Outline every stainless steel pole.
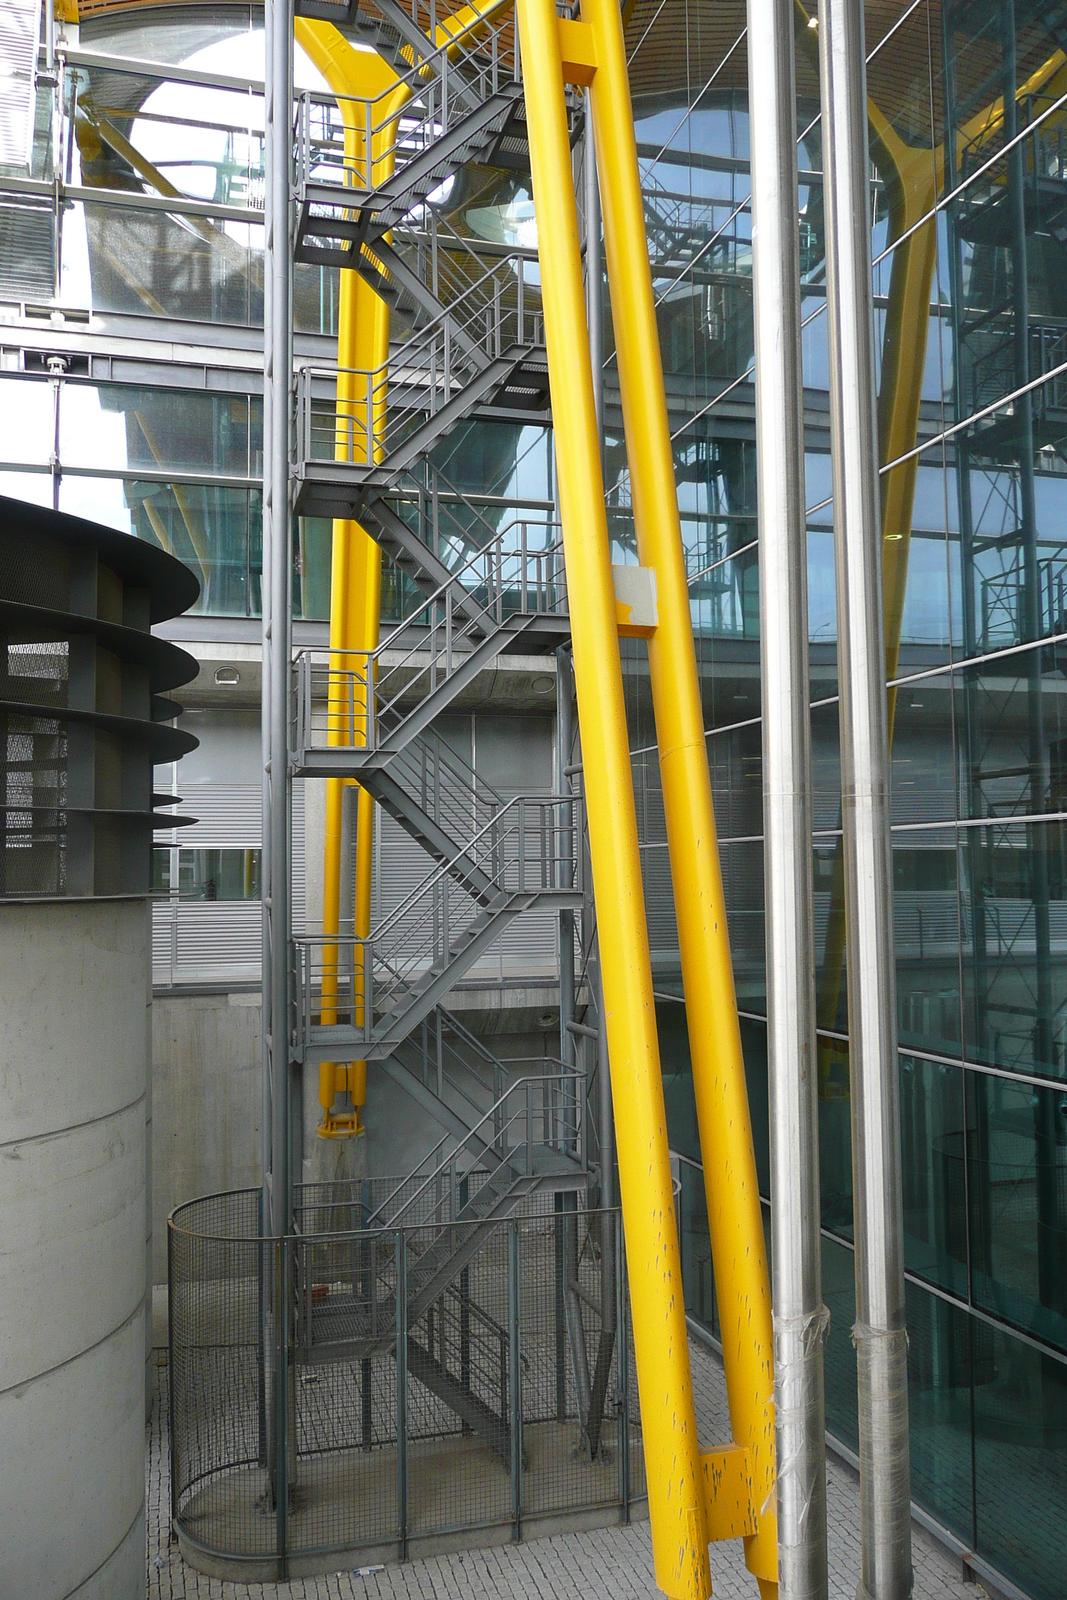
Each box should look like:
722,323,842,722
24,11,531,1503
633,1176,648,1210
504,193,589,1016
748,0,828,1592
817,2,912,1595
263,0,294,1240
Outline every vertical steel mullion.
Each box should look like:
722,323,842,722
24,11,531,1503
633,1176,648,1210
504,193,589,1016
396,1229,408,1560
818,0,911,1594
508,1220,523,1541
274,1238,289,1568
554,1194,566,1421
748,0,829,1589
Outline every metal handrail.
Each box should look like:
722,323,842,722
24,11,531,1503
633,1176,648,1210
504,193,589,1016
292,524,565,755
291,795,581,1055
296,253,544,468
294,3,518,196
368,1066,583,1230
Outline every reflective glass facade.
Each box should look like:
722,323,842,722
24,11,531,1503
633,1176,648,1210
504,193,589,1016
628,4,1067,1595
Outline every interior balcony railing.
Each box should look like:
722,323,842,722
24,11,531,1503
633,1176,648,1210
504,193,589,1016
957,90,1067,246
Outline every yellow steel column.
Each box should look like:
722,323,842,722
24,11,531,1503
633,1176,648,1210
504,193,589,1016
300,4,510,1130
296,21,404,1132
583,0,776,1588
517,0,710,1594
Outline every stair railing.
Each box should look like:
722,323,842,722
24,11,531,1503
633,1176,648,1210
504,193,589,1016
391,1005,507,1119
292,520,565,757
291,792,582,1055
367,1064,584,1230
294,0,519,201
295,18,518,204
295,252,544,469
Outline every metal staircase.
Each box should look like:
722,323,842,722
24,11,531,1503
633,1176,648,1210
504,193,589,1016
292,0,529,269
294,1065,585,1460
279,0,610,1473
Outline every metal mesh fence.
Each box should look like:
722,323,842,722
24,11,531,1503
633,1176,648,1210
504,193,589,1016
169,1190,641,1571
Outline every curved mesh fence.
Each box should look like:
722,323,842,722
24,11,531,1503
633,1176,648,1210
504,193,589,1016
169,1190,642,1572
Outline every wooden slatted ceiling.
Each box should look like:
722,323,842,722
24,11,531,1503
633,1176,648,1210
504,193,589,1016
63,1,1067,172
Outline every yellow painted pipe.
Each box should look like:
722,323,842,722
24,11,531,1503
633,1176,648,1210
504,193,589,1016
516,0,710,1594
299,2,512,1132
584,0,776,1588
296,20,407,1133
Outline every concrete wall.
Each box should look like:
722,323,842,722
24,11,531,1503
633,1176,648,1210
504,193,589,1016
150,988,562,1279
0,898,149,1600
151,990,262,1283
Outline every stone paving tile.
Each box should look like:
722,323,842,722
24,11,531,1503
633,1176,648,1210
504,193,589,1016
148,1339,981,1600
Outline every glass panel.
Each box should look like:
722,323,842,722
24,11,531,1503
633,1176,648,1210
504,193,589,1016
677,1158,719,1339
973,1326,1067,1600
121,480,261,616
821,1233,859,1454
967,1070,1067,1352
721,837,765,1013
818,1034,853,1238
0,378,53,468
955,646,1067,1080
900,1056,968,1299
176,848,261,901
151,849,171,892
906,1281,976,1547
891,675,957,828
60,384,259,479
895,827,964,1061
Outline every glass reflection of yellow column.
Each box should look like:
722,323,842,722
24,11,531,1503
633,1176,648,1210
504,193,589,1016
793,8,1067,1072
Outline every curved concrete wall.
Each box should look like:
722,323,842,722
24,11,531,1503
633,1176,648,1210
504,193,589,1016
0,899,149,1600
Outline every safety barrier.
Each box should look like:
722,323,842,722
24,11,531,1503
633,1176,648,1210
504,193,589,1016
168,1190,644,1575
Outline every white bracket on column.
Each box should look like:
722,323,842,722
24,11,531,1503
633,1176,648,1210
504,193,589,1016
612,564,657,638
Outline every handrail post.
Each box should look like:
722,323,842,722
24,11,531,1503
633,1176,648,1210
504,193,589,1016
363,942,373,1045
396,1229,408,1561
508,1220,523,1540
517,800,525,894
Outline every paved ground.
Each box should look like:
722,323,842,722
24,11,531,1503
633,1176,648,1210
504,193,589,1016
148,1335,979,1600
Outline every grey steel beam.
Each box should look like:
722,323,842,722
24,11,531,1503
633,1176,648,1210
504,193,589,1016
748,0,828,1592
263,0,294,1241
817,1,913,1596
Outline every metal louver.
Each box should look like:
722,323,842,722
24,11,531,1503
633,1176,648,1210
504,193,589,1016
0,0,41,171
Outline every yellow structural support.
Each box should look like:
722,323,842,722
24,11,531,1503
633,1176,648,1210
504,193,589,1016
521,0,780,1587
295,20,407,1137
299,0,520,1138
582,0,777,1591
516,0,712,1594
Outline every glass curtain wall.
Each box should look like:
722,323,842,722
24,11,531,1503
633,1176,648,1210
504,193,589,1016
620,3,1067,1597
0,4,356,619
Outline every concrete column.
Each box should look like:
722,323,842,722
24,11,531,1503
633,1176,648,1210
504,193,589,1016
0,898,149,1600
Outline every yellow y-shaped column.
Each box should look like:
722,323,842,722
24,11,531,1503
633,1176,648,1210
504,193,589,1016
583,1,778,1590
517,1,711,1595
